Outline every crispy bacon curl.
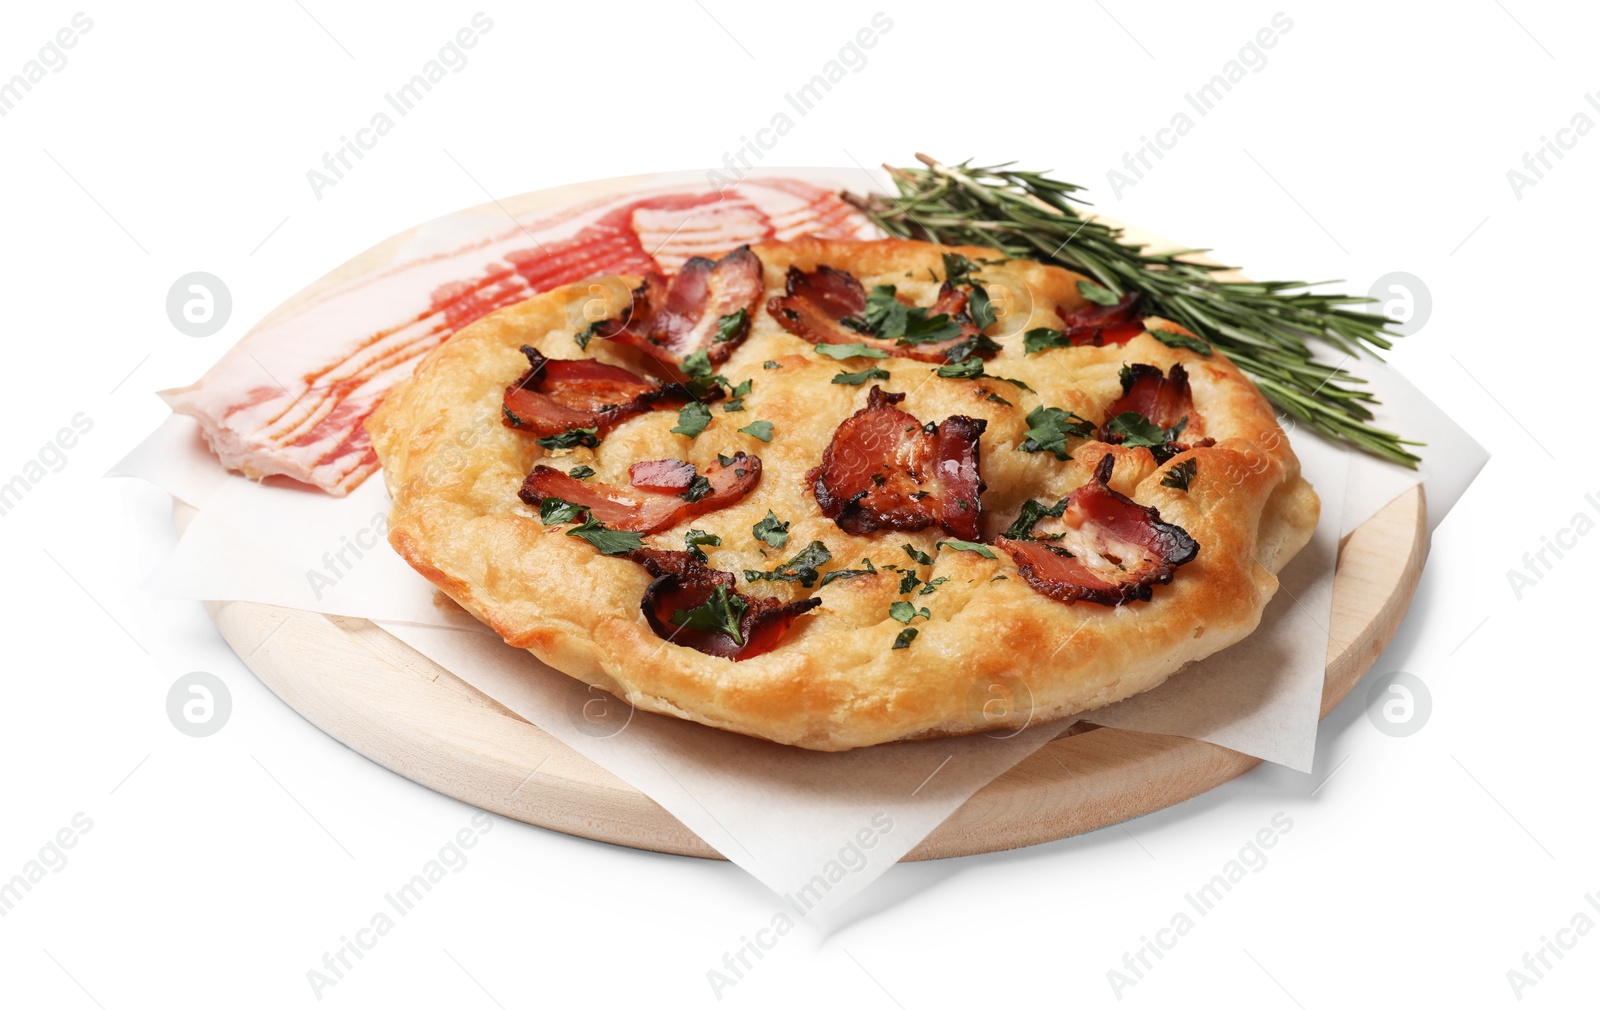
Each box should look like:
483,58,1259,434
1054,291,1146,347
998,455,1198,606
766,265,995,363
519,452,760,534
501,345,711,438
629,548,820,660
596,245,763,368
1101,363,1214,462
808,386,987,540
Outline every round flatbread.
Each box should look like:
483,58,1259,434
368,238,1318,751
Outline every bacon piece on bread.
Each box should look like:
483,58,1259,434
519,453,760,534
630,548,820,660
998,454,1198,606
808,386,987,540
501,345,709,438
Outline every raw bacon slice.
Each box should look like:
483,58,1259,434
1054,292,1145,348
501,345,702,438
160,178,877,496
808,386,987,540
1104,363,1203,436
601,246,763,368
997,455,1198,606
630,549,820,661
766,267,993,363
519,452,761,534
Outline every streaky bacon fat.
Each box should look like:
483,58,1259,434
160,178,877,496
501,345,701,438
598,246,763,368
766,266,994,363
808,386,987,540
997,455,1198,606
518,452,761,534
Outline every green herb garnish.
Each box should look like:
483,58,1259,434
847,156,1420,466
815,343,890,360
1018,405,1093,461
1162,458,1198,491
567,465,595,480
565,517,645,555
684,528,721,562
889,601,930,625
937,539,997,559
715,308,748,342
738,420,775,442
834,366,891,386
752,510,790,549
670,586,747,645
536,427,599,450
744,540,832,588
902,543,934,566
892,627,919,649
671,402,712,438
538,496,588,525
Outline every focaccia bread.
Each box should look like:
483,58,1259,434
367,238,1318,751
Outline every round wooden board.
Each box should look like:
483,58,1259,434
199,171,1429,860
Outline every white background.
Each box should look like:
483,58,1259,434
1,1,1595,1006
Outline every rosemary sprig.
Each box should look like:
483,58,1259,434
845,155,1421,466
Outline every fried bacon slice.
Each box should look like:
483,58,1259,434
997,455,1198,606
598,245,763,368
1105,363,1203,436
501,345,707,438
519,452,761,534
766,265,994,363
1054,291,1145,347
629,548,821,660
1101,363,1213,462
808,386,987,540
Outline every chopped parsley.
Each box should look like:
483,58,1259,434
671,401,712,438
680,349,720,398
967,284,997,329
565,516,644,555
1162,458,1199,491
833,366,891,386
681,474,713,502
820,558,878,587
917,576,951,596
814,342,890,360
763,359,782,369
536,426,600,450
503,405,525,427
744,540,832,589
938,539,997,559
1003,498,1068,539
842,284,962,346
933,357,1033,390
942,332,1002,363
538,496,588,525
1077,279,1121,306
738,420,775,442
1018,405,1093,461
897,570,922,594
901,543,934,566
1148,328,1212,356
1023,327,1069,354
1105,411,1170,449
941,252,982,286
751,510,790,549
715,308,748,343
573,318,607,350
889,600,930,625
567,465,595,480
722,378,752,412
684,528,721,563
892,627,919,650
670,586,747,645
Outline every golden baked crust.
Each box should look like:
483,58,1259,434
368,238,1319,750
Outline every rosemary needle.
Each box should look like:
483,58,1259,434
845,155,1422,467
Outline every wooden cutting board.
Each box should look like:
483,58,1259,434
202,172,1428,860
